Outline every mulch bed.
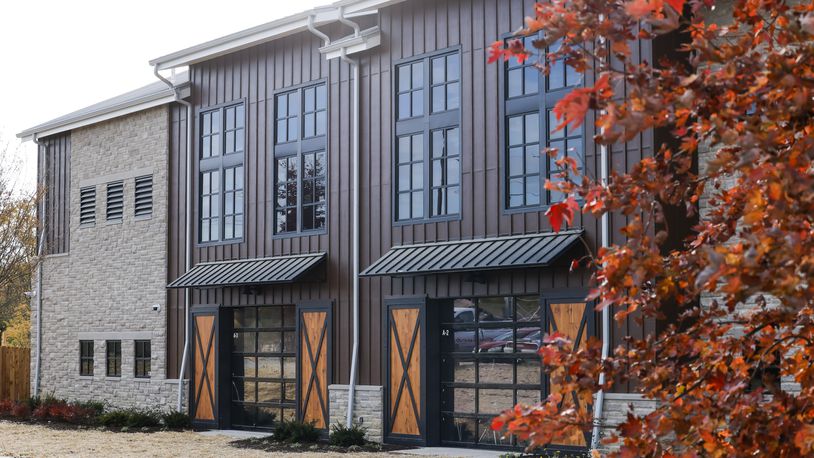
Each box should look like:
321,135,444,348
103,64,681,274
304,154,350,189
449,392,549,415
230,436,414,454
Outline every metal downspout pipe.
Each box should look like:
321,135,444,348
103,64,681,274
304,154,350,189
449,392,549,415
32,134,46,398
153,68,194,412
307,10,362,427
590,21,611,450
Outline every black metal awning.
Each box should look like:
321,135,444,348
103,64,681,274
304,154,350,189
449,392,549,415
360,229,583,277
167,253,326,289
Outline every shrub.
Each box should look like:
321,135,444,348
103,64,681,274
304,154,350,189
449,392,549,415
0,399,14,416
97,408,161,428
11,402,30,419
161,411,191,429
31,399,97,424
329,422,367,447
273,419,320,443
74,400,106,417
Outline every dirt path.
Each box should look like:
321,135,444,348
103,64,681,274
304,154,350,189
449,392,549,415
0,421,406,458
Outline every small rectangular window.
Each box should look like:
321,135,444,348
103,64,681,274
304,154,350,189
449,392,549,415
275,157,298,233
507,113,542,209
396,133,425,221
106,340,121,377
397,61,425,120
134,175,153,217
430,127,461,216
200,170,220,243
80,186,96,226
106,181,124,221
79,340,94,376
134,340,151,378
301,151,327,231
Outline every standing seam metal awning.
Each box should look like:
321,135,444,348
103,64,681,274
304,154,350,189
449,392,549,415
167,253,326,288
360,229,583,277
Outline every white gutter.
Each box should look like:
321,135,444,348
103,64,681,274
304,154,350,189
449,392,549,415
307,8,363,427
31,135,46,398
153,68,194,413
590,18,611,451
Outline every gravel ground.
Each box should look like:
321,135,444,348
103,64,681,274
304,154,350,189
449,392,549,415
0,421,407,458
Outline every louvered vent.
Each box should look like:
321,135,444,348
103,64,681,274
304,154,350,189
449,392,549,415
80,186,96,226
134,175,153,217
106,181,124,221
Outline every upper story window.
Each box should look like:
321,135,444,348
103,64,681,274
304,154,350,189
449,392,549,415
273,82,327,235
504,37,583,211
199,102,245,243
395,50,461,222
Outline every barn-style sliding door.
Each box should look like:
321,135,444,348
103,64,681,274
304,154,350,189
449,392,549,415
385,298,427,445
297,302,332,431
191,306,219,428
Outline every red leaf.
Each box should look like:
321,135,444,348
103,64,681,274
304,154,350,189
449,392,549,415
545,197,580,232
552,89,591,132
665,0,685,12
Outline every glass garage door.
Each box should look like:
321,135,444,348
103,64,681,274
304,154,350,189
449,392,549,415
231,306,298,429
439,296,543,449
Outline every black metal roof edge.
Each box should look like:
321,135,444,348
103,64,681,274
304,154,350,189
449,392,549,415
166,252,327,288
385,228,584,251
359,229,585,277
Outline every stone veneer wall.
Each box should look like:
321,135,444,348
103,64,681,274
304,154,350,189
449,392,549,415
329,385,383,443
31,106,184,410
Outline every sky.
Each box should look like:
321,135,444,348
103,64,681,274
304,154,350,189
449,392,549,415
0,0,327,191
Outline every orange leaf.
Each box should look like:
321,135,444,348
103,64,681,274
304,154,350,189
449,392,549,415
665,0,685,12
553,89,591,132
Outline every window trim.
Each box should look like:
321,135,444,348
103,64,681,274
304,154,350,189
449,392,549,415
271,79,329,238
391,46,463,226
79,340,94,377
134,340,151,379
105,340,121,378
499,33,588,215
195,99,248,247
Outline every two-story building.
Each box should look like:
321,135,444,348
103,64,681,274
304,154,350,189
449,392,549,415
19,0,678,453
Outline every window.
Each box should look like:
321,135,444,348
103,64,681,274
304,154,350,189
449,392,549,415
134,175,153,217
134,340,151,378
232,306,298,427
504,36,583,210
199,102,245,243
273,83,327,234
80,186,96,226
106,181,123,221
79,340,94,376
395,51,461,222
106,340,121,377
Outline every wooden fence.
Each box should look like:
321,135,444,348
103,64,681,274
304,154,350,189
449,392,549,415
0,347,30,401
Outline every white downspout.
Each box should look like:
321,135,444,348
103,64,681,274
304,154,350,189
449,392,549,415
306,10,362,427
32,134,46,398
153,68,194,413
343,47,361,427
590,19,610,451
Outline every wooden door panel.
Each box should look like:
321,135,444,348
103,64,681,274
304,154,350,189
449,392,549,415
299,310,329,429
193,314,216,422
547,301,590,447
388,307,422,437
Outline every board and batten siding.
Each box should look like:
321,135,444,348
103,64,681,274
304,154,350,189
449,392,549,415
40,132,71,256
167,0,654,392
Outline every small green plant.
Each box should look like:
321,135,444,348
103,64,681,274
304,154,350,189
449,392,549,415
98,408,160,428
273,419,320,443
329,422,367,447
161,411,191,429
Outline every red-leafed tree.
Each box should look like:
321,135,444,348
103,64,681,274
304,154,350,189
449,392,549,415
488,1,814,456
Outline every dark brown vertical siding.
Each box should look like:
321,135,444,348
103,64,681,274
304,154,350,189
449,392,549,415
41,133,70,256
167,0,654,385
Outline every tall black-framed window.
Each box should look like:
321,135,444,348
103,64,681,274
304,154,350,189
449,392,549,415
504,36,583,211
106,340,121,377
199,102,245,243
395,50,461,222
273,82,327,235
134,340,151,379
79,340,94,376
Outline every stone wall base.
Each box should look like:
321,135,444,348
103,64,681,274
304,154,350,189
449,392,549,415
329,384,383,443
